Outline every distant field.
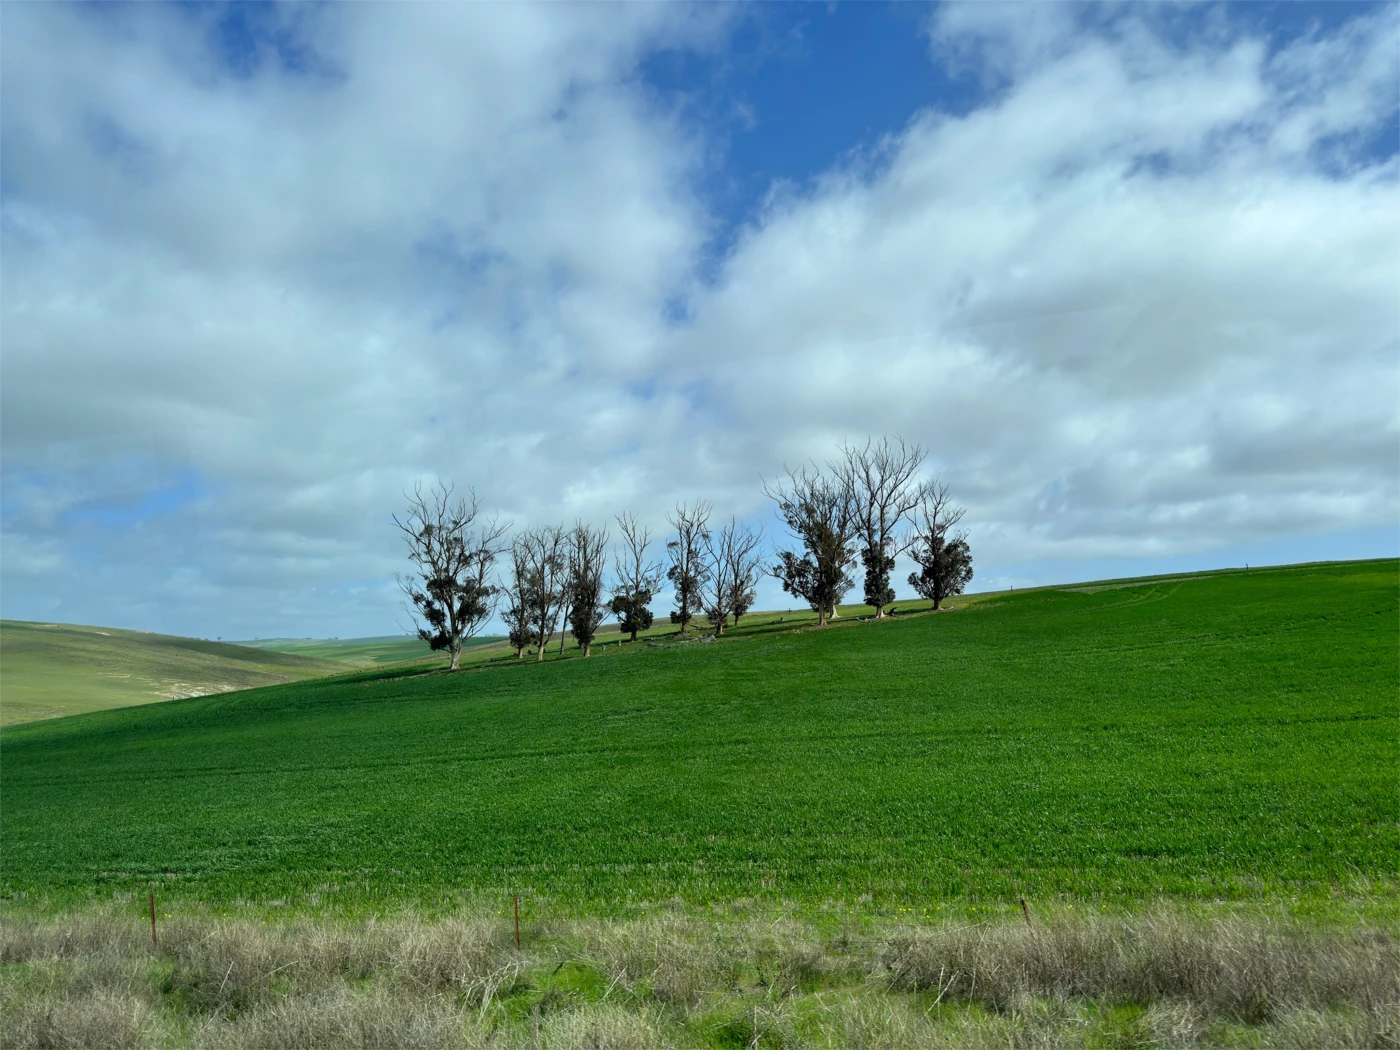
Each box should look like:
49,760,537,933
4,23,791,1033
233,634,474,666
0,622,343,726
2,561,1395,913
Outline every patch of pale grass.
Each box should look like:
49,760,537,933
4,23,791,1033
2,988,153,1050
199,984,477,1050
537,1003,669,1050
1,906,1395,1049
571,915,738,1005
876,909,1399,1023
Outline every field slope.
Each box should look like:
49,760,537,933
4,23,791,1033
2,560,1395,911
0,621,343,725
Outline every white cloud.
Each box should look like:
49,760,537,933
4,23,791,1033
2,3,1395,636
672,2,1399,565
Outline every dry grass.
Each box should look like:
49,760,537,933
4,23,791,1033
2,906,1395,1049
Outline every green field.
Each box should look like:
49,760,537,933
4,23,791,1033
233,634,459,666
0,621,344,726
2,560,1395,913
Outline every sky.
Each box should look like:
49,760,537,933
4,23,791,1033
2,1,1397,640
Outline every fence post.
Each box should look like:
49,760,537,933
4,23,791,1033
514,895,521,950
149,892,158,948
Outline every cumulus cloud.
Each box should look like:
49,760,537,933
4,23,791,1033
2,2,1395,636
673,1,1398,560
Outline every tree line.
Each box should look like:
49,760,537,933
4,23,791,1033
395,436,972,669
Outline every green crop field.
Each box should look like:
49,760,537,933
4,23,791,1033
2,561,1395,914
0,621,345,726
233,634,459,666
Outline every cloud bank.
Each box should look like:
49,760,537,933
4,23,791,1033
2,2,1396,637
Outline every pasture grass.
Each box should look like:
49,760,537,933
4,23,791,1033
233,634,468,667
2,559,1394,914
0,622,343,726
2,904,1396,1048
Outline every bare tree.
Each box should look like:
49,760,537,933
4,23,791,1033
565,521,610,657
515,525,568,662
666,501,711,634
724,522,764,628
502,542,540,658
610,513,664,642
764,464,858,627
702,518,765,634
394,481,508,670
701,523,735,634
906,481,973,610
838,436,928,619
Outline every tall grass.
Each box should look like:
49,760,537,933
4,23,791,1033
3,906,1395,1048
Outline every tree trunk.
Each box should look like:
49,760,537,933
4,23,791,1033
583,642,592,657
874,605,887,619
629,627,638,642
536,623,547,662
450,646,461,671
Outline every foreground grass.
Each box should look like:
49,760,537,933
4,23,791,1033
0,622,342,726
3,905,1396,1049
3,560,1395,910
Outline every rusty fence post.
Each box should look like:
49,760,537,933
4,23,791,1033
149,892,158,948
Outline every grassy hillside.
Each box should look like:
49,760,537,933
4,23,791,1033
2,560,1394,912
0,621,344,726
234,634,452,666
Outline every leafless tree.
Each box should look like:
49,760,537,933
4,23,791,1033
515,525,568,662
702,518,765,634
764,464,858,627
394,481,508,670
610,513,664,642
724,522,765,628
838,436,929,619
701,523,735,634
907,480,973,609
666,501,711,634
565,521,610,657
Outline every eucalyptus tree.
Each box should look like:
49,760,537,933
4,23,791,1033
502,542,540,658
394,481,508,670
907,481,974,609
725,524,764,627
610,512,664,642
565,521,610,657
764,464,857,627
838,436,928,619
703,517,764,633
666,501,711,634
515,525,569,662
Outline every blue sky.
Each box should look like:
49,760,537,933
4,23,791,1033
2,1,1396,639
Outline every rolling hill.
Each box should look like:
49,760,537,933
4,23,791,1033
234,633,501,666
0,621,345,725
2,560,1394,912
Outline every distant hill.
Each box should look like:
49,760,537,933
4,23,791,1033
0,621,345,725
233,634,500,666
